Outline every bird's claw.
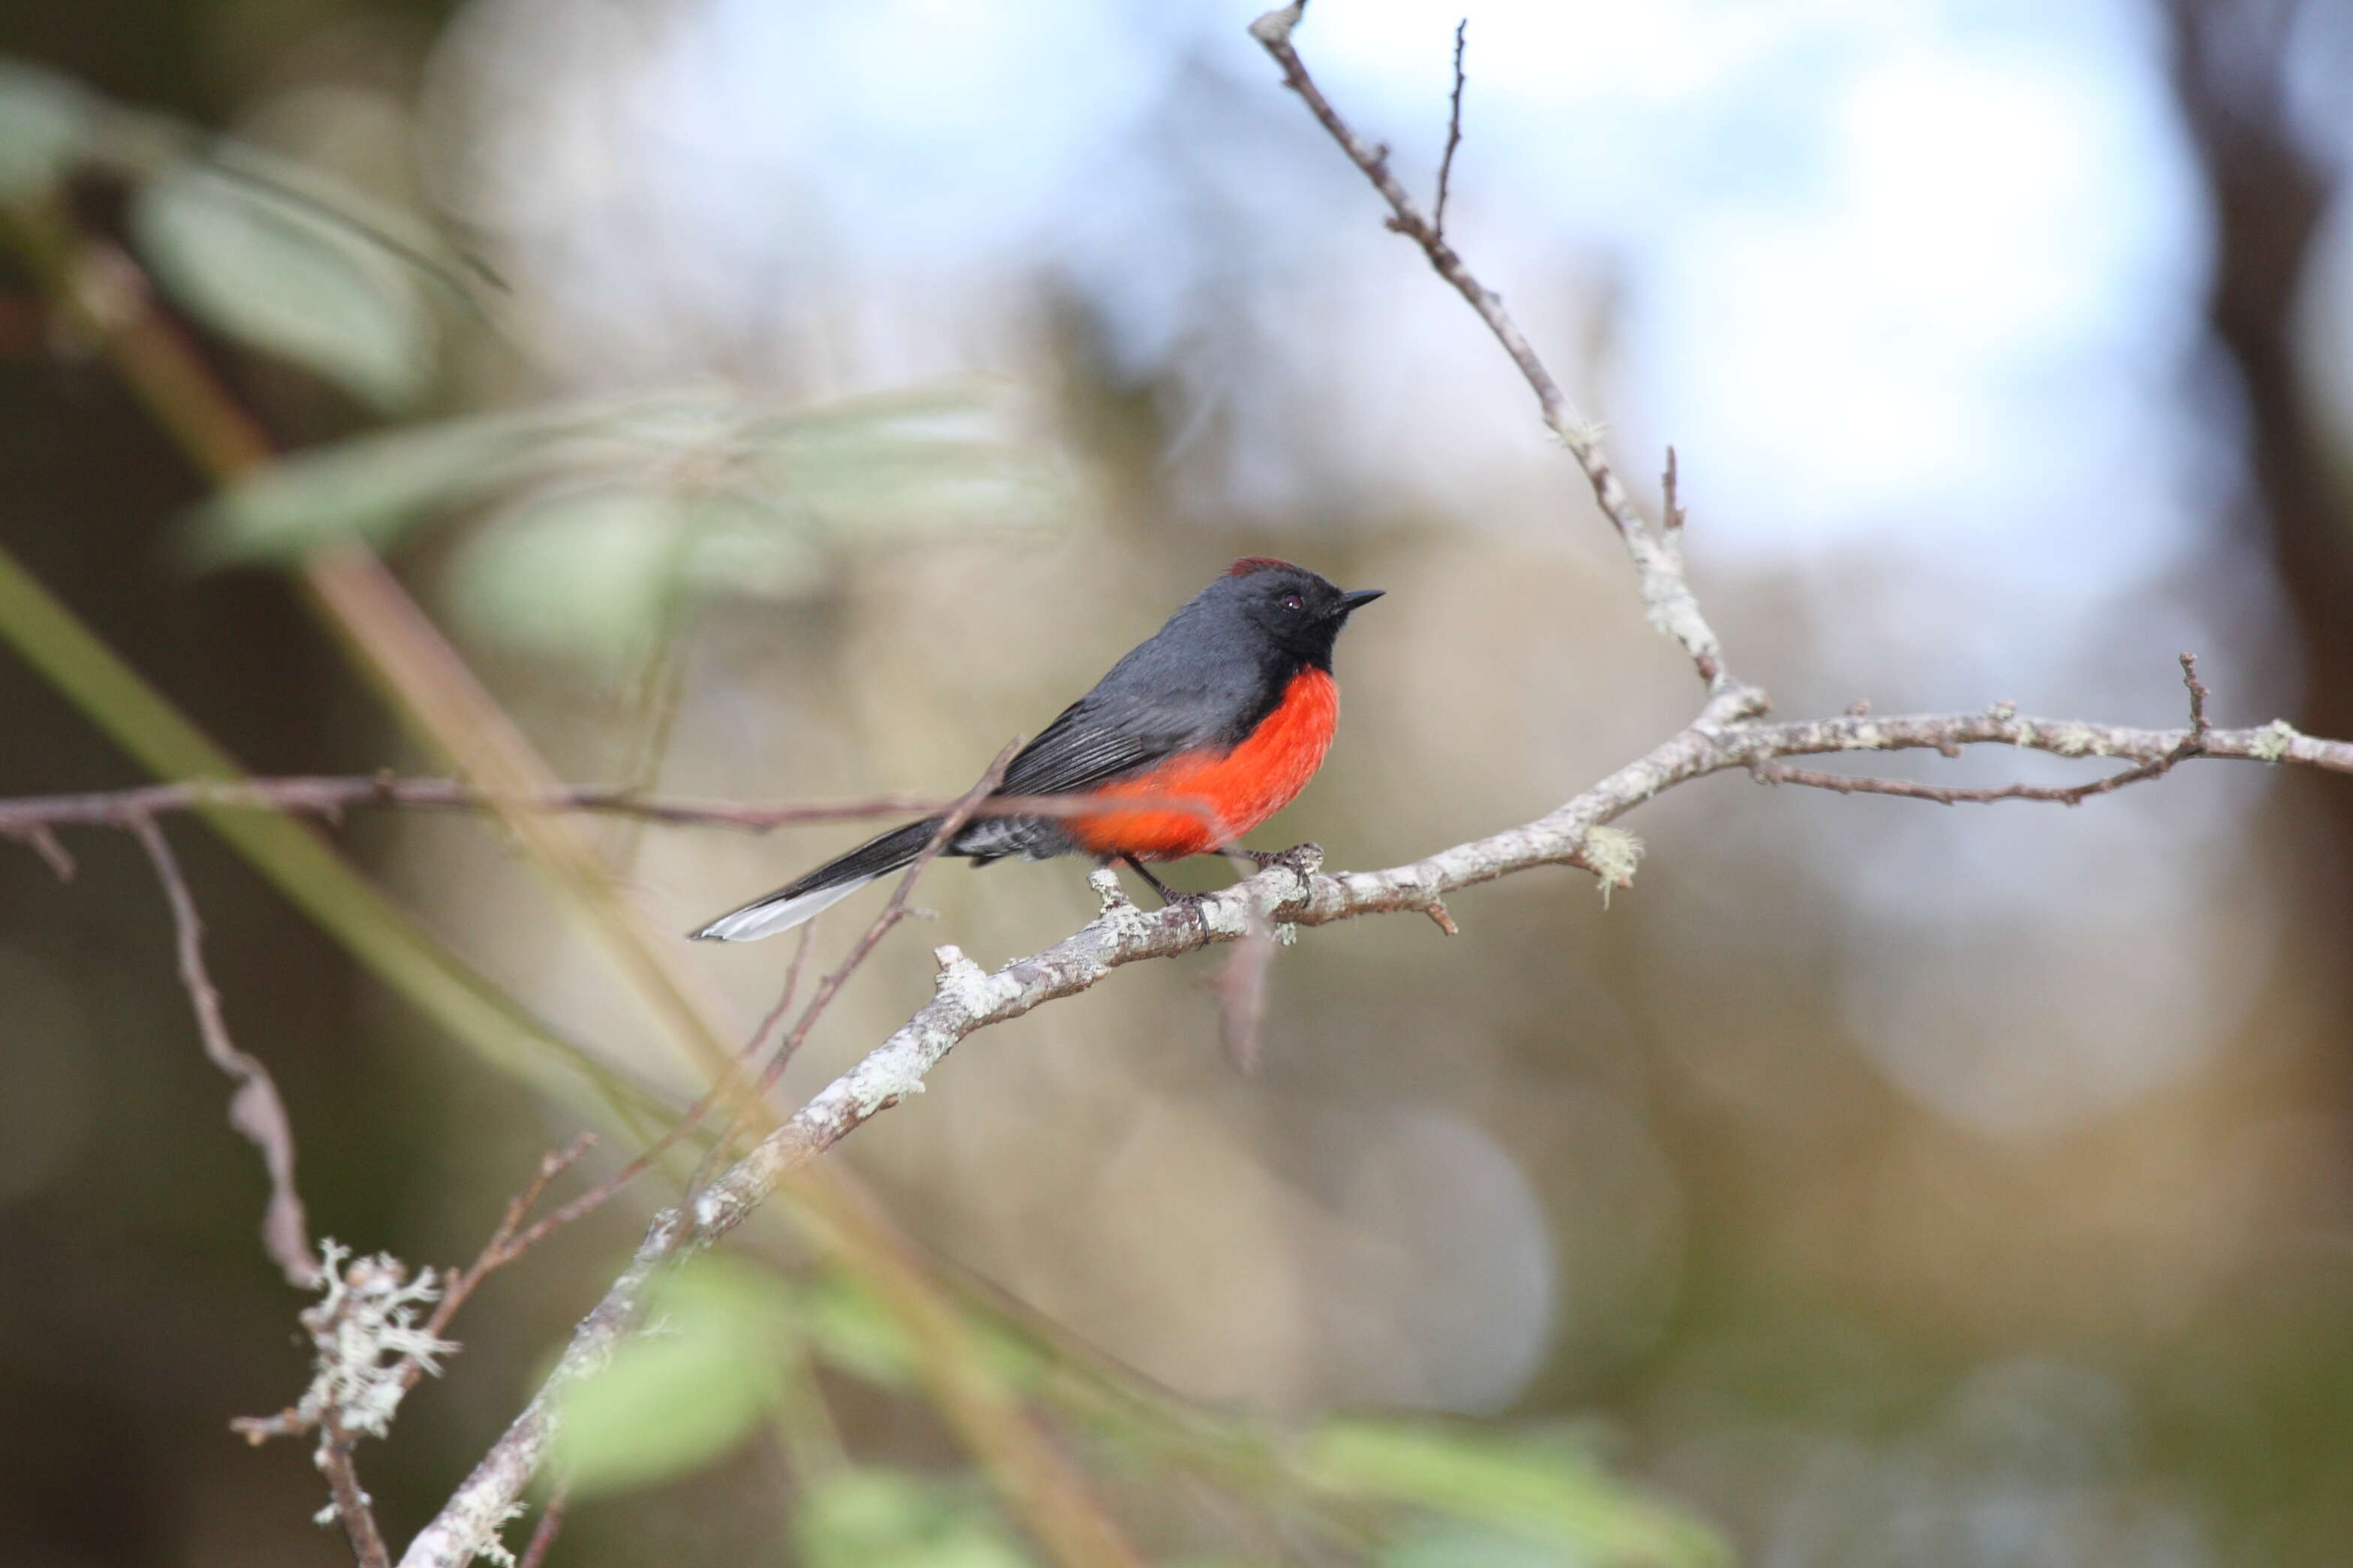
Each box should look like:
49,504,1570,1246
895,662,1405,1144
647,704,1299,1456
1232,842,1323,877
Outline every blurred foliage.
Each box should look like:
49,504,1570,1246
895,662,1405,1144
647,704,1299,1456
795,1471,1035,1568
1307,1422,1724,1567
0,59,92,201
556,1257,791,1497
197,382,1059,666
557,1257,1722,1566
2,53,1069,674
133,161,436,410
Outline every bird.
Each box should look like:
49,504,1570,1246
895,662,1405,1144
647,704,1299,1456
689,558,1384,941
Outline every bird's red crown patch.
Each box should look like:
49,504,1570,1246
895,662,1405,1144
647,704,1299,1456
1225,556,1294,578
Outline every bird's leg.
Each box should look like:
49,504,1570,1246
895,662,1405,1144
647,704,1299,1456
1119,854,1187,906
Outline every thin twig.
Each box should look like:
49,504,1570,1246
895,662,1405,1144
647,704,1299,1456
760,741,1024,1098
407,1135,601,1379
4,821,74,878
694,742,1024,1190
320,1419,393,1568
129,814,320,1288
508,922,819,1258
1750,653,2216,806
1433,20,1469,241
515,1485,568,1568
1213,920,1279,1074
1211,848,1319,1073
0,775,1223,838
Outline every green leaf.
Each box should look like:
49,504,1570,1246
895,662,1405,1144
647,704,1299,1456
190,381,1074,670
131,163,434,410
446,486,830,667
796,1471,1035,1568
0,59,95,201
1380,1519,1601,1568
794,1273,920,1390
445,488,689,665
555,1257,796,1497
1306,1420,1726,1568
201,136,501,306
190,407,562,562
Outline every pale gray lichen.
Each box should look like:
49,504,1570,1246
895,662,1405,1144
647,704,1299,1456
1246,4,1303,44
1086,867,1158,944
1558,415,1610,452
1987,700,2017,721
457,1502,526,1568
845,1050,930,1119
930,944,990,1000
1839,721,1886,751
2251,718,2299,762
1580,826,1644,906
1639,576,1719,666
2048,723,2107,757
295,1240,456,1442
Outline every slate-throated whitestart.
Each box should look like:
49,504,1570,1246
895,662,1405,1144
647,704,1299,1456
690,558,1383,941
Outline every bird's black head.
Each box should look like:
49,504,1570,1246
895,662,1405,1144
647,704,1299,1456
1207,557,1384,670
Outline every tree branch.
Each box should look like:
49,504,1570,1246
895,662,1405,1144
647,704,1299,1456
1750,653,2216,805
1249,2,1730,691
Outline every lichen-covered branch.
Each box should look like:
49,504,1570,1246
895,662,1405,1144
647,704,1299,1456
393,676,2351,1565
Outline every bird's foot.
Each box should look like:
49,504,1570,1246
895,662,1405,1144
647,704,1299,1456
1118,854,1189,906
1226,842,1324,877
1113,853,1219,940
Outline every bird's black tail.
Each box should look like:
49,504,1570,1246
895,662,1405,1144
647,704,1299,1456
689,816,945,942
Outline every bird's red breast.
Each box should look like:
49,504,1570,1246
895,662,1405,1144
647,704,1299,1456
1068,667,1339,861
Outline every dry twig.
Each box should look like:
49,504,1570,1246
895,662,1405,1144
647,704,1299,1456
130,814,320,1289
505,922,821,1261
515,1486,568,1568
0,775,1222,839
1750,654,2216,805
1433,19,1469,240
693,741,1023,1189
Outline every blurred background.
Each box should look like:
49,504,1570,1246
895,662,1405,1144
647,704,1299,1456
4,0,2353,1563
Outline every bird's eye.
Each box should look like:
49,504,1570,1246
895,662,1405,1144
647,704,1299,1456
1281,594,1306,612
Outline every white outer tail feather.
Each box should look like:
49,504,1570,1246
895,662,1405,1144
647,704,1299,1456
690,875,869,942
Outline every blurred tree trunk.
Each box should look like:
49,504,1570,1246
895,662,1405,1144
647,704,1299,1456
2162,0,2353,923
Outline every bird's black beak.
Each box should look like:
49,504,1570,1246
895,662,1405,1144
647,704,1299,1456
1336,588,1385,614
